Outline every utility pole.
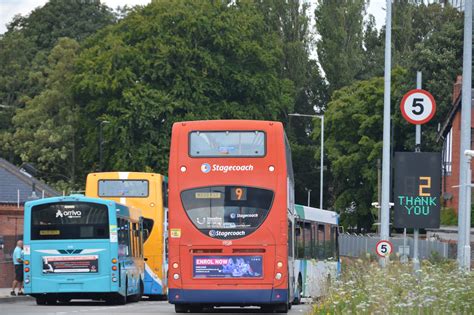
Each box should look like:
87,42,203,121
380,0,392,267
458,0,472,271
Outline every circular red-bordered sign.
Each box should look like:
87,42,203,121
400,89,436,125
375,240,393,257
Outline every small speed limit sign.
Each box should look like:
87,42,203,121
375,240,393,257
400,89,436,125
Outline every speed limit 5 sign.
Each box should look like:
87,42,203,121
375,240,393,257
400,89,436,124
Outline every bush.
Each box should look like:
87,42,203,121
313,259,474,314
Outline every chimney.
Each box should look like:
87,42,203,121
452,75,462,105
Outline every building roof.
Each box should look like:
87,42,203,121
0,158,59,204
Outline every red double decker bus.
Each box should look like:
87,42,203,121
168,120,296,313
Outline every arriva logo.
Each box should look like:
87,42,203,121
201,163,211,173
55,209,82,218
201,164,254,173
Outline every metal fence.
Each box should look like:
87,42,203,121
339,233,457,260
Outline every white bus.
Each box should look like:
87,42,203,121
293,204,340,303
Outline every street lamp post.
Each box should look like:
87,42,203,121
305,188,312,207
289,113,324,210
99,120,110,172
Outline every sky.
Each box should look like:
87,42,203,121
0,0,387,35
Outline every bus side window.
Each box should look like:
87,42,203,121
311,222,317,259
295,221,304,259
317,224,325,259
303,222,311,259
162,180,168,208
118,218,131,257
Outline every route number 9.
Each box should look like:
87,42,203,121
235,188,243,200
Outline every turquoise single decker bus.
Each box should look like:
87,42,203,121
23,195,145,305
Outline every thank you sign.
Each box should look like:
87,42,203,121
394,152,441,228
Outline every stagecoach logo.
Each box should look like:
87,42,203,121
201,163,254,174
230,213,258,219
55,209,82,219
208,229,246,238
201,163,211,173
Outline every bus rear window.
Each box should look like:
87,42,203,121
98,180,149,197
181,186,273,239
31,202,109,240
189,131,265,157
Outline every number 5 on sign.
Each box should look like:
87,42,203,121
376,240,393,257
400,89,436,125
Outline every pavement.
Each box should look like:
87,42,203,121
0,288,33,303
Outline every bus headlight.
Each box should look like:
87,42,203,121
269,165,275,172
277,261,283,268
25,279,30,284
180,166,187,172
173,273,180,280
275,272,282,280
112,277,118,282
172,262,179,269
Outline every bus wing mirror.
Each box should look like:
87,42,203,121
338,226,344,234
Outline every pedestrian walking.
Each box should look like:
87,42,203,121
11,240,24,296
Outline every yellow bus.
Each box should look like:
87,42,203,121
85,172,168,299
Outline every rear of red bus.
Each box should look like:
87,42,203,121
168,120,295,312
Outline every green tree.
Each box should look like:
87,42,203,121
322,69,411,230
73,0,294,174
257,0,328,206
315,0,367,93
9,38,81,190
0,0,115,162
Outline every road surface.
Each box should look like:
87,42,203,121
2,298,313,314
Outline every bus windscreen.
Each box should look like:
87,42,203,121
98,180,149,197
189,131,265,157
31,202,109,240
181,186,273,239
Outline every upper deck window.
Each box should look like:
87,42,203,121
189,131,265,157
98,180,149,197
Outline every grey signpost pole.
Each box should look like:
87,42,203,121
380,0,392,268
413,71,422,272
459,0,472,271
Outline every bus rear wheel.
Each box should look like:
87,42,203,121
293,274,302,305
261,304,288,313
174,304,189,313
36,298,47,305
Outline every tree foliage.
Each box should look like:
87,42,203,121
315,0,367,93
73,0,294,174
0,0,116,164
9,38,81,189
323,69,412,230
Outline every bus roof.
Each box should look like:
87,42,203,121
25,195,141,220
295,204,339,225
